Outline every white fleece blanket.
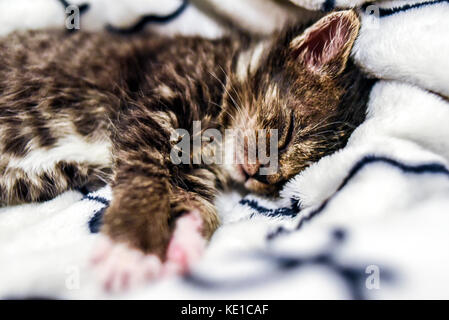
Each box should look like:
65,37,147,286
1,0,449,299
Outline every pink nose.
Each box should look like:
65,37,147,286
242,135,261,177
242,162,260,177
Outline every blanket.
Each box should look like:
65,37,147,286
1,0,448,299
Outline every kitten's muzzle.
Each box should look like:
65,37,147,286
241,163,270,184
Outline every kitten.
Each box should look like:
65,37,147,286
0,10,374,289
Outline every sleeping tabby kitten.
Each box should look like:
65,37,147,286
0,10,374,288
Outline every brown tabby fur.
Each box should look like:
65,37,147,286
0,11,375,259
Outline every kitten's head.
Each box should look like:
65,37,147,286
220,10,373,195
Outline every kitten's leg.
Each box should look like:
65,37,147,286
91,155,221,291
92,209,209,291
98,169,220,257
101,159,173,258
88,102,225,290
90,149,173,291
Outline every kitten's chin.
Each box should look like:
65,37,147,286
244,178,278,196
223,164,280,195
224,164,247,183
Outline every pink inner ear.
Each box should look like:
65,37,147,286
295,15,354,72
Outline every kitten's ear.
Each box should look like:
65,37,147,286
290,10,360,76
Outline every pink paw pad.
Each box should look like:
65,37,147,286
90,236,163,292
164,210,206,275
90,210,206,292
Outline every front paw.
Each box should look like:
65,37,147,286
90,210,206,292
90,236,163,292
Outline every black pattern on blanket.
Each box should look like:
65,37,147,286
57,0,189,34
1,0,449,299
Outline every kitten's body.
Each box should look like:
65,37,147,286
0,30,236,199
0,30,242,255
0,11,374,285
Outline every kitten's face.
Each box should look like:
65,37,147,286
220,11,365,195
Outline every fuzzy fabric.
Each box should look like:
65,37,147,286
1,0,449,299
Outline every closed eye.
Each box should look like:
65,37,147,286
279,112,295,154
